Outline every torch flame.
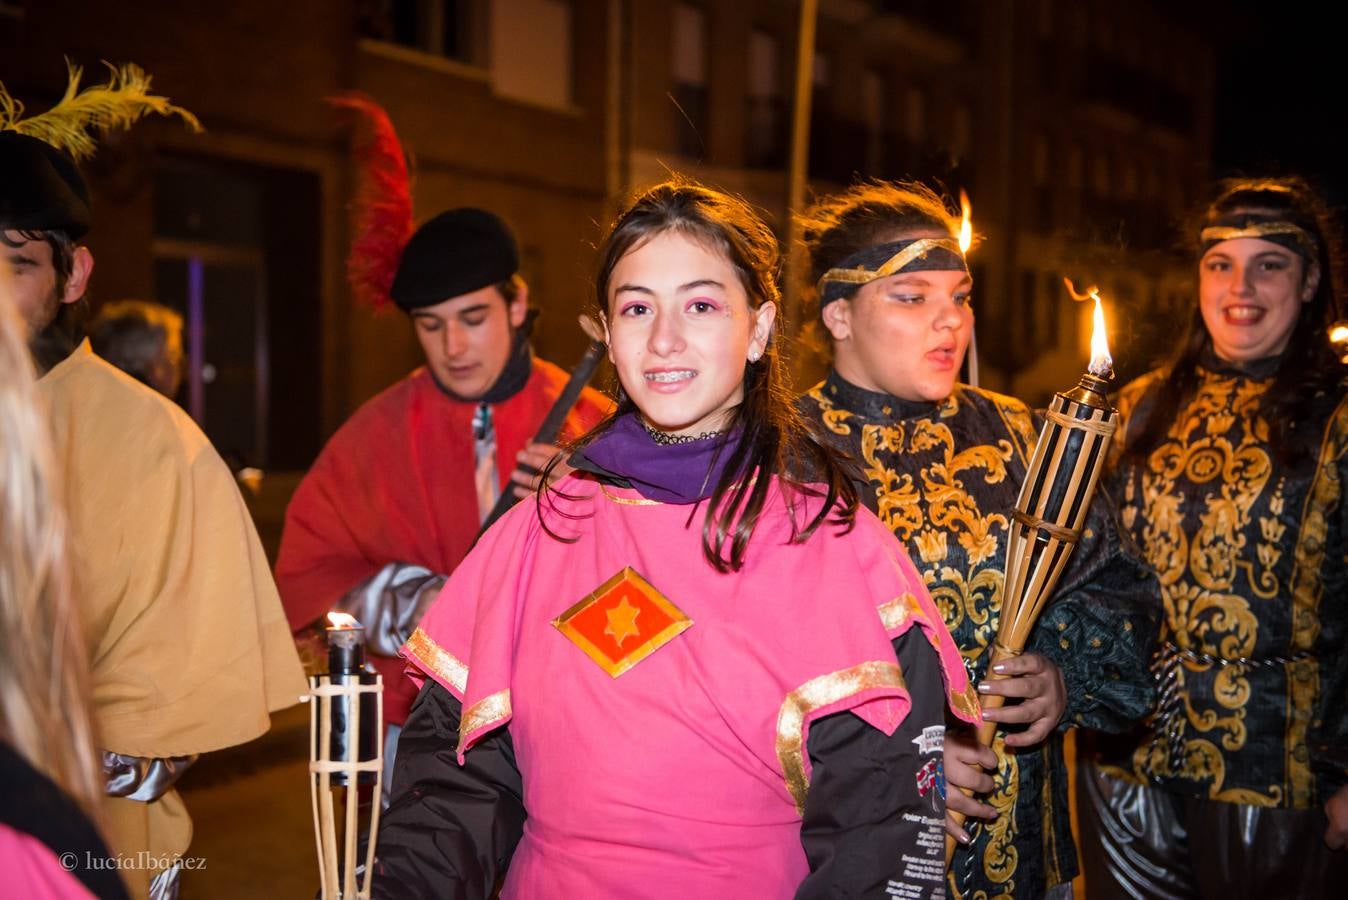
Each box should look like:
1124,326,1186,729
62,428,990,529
327,611,361,630
1063,278,1114,379
958,190,972,255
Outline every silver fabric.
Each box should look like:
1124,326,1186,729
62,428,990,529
382,722,402,809
1076,758,1348,899
147,861,181,900
102,751,197,802
337,561,448,657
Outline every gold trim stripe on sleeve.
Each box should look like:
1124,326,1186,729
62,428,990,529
776,661,907,815
404,626,468,694
458,689,512,752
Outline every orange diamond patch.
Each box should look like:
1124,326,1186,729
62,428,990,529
552,567,692,677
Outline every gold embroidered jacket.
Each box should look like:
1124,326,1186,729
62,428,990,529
1099,355,1348,809
800,371,1159,900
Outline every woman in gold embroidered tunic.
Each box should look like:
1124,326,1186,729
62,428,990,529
796,181,1160,900
1078,178,1348,898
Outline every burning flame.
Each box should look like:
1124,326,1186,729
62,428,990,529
958,190,972,255
1063,278,1114,379
327,611,361,630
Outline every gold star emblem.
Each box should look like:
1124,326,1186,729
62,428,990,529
603,598,642,648
553,568,693,677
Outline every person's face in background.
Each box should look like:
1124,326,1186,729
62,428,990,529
149,325,185,397
1199,236,1317,363
822,232,973,403
411,282,527,399
0,230,92,337
604,230,775,435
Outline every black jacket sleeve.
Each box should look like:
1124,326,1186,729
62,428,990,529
372,680,526,900
1028,490,1162,733
795,629,948,900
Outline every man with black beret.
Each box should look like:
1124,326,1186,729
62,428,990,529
1,128,306,899
275,207,610,787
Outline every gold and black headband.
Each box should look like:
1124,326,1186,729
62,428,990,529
818,237,968,309
1200,219,1317,261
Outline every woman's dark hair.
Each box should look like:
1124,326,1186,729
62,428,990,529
1122,176,1345,467
800,180,960,294
797,180,961,358
541,177,859,572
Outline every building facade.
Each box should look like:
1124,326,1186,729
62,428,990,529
2,0,1212,471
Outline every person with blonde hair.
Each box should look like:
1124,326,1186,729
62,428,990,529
2,75,306,899
0,295,126,898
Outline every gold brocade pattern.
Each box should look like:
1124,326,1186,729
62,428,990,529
1283,404,1348,805
981,734,1020,893
775,661,907,815
809,385,1026,672
1123,372,1277,799
1117,369,1348,807
808,382,1037,890
405,626,468,693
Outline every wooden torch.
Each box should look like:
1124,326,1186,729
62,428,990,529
945,286,1119,868
310,612,384,899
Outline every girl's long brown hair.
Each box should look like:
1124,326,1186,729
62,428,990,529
0,286,104,822
543,178,859,571
1121,176,1346,467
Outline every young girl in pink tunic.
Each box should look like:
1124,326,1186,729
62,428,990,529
374,180,979,899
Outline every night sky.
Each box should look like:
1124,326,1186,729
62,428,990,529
1206,3,1347,217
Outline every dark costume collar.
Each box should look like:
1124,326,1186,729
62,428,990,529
1197,345,1282,381
821,368,945,422
428,309,537,404
817,237,968,310
569,411,743,504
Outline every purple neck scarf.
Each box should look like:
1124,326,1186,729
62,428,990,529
570,412,744,505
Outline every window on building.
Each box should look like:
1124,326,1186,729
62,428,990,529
862,69,885,174
358,0,485,65
1041,270,1062,348
1092,152,1112,198
1118,157,1139,200
905,87,926,144
489,0,574,108
1016,269,1039,356
1032,133,1052,232
672,2,709,159
951,103,972,159
746,29,784,169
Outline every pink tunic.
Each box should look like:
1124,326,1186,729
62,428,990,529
404,476,978,899
0,824,97,899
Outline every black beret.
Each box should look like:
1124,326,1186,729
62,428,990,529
0,131,91,238
390,207,519,311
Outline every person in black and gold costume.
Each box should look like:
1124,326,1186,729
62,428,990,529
796,181,1160,900
1077,177,1348,898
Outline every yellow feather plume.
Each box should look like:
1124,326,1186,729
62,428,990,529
0,60,201,160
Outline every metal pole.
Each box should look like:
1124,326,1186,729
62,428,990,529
782,0,818,368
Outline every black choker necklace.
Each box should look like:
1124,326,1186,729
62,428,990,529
640,420,725,445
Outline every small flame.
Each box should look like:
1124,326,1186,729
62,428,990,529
1064,278,1114,378
327,611,361,630
958,190,972,255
